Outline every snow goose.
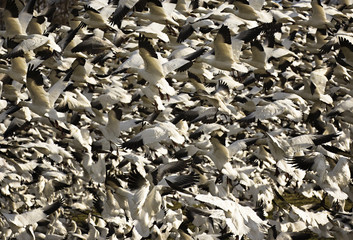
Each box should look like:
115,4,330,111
124,167,162,237
228,0,273,23
195,80,232,115
98,105,122,150
1,198,64,234
58,22,87,58
195,193,268,239
70,57,96,86
56,84,94,116
71,28,119,55
16,65,72,121
327,97,353,124
0,52,27,83
1,0,34,38
199,25,248,73
335,37,353,69
307,0,335,29
207,130,238,180
122,121,184,156
2,34,61,60
110,0,142,28
26,3,56,35
74,4,116,30
244,40,273,74
289,155,351,209
172,106,218,124
135,35,188,103
177,18,215,43
131,0,179,26
238,98,302,122
285,68,333,105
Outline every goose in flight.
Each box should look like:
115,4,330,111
208,130,238,180
284,68,333,105
228,0,273,23
195,80,232,115
1,198,64,235
335,37,353,69
71,28,120,55
0,51,27,83
122,121,184,156
98,105,123,150
9,65,73,122
131,0,180,26
123,161,198,237
1,0,35,38
73,4,116,30
199,25,248,73
122,35,189,109
2,34,61,60
307,0,335,29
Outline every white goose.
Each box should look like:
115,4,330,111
98,105,123,150
17,65,72,121
1,198,63,235
199,25,248,73
132,0,179,26
208,130,238,180
73,4,116,30
122,121,184,156
1,0,34,38
229,0,273,23
0,52,27,83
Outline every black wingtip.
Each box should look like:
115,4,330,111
138,34,158,59
122,138,144,150
112,105,123,120
5,0,19,18
218,25,231,45
27,65,45,86
43,198,64,215
251,40,264,52
84,4,100,14
128,168,146,190
177,24,195,43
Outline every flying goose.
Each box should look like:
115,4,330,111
1,198,64,232
131,0,180,26
244,40,273,74
97,105,123,150
199,25,248,73
134,35,189,105
125,163,197,237
238,98,302,123
58,22,87,58
0,51,27,83
207,130,238,180
288,155,351,203
71,28,119,55
284,68,333,105
74,4,116,30
177,18,215,43
122,121,184,156
195,193,268,239
2,34,61,60
327,97,353,124
15,65,72,121
1,0,35,38
228,0,273,23
307,0,335,29
56,84,94,116
26,2,56,35
195,80,232,115
335,37,353,69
